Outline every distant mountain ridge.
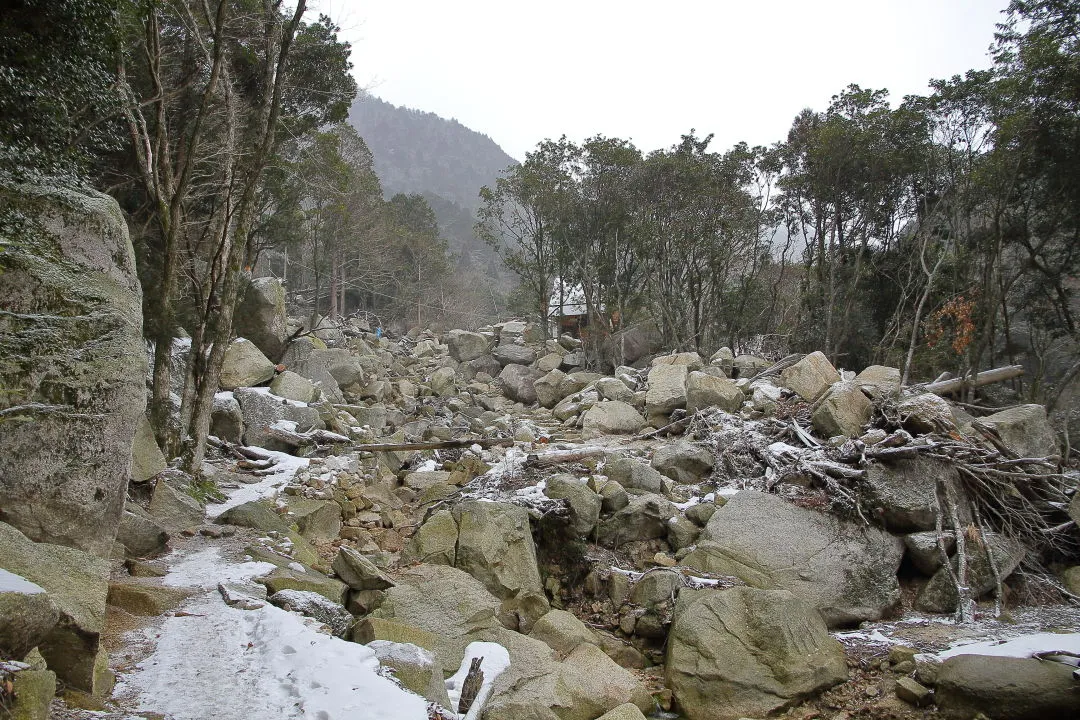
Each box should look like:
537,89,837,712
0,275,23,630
347,93,517,274
347,93,517,210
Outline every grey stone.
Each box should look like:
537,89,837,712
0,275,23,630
534,369,569,408
665,587,847,720
935,654,1079,720
597,493,678,547
269,589,353,636
683,491,904,627
493,342,537,366
371,564,503,672
235,276,288,360
811,380,873,437
779,351,840,402
915,533,1027,613
499,364,544,405
854,365,901,400
0,183,146,556
148,477,204,532
645,364,688,417
606,458,664,493
279,338,344,402
116,505,169,558
862,455,962,532
974,404,1059,459
894,676,933,707
528,608,599,656
686,371,743,413
220,338,276,389
0,571,59,660
131,415,167,483
452,501,547,608
447,330,494,362
581,401,646,439
904,531,955,575
710,347,734,376
544,474,602,536
0,521,111,693
211,391,243,443
651,442,714,484
332,546,395,591
897,393,956,435
367,640,453,709
596,377,635,403
732,354,769,378
269,370,318,403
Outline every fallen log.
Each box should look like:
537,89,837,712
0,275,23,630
265,425,352,447
526,446,606,468
923,365,1024,396
353,438,515,453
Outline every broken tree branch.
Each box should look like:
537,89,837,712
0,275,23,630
923,365,1024,396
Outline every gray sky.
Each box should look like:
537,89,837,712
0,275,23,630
315,0,1008,161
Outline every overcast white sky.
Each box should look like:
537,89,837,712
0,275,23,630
314,0,1008,161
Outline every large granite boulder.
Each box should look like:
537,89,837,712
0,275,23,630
651,442,714,484
130,415,167,483
915,533,1027,613
645,364,688,417
581,401,646,439
234,276,288,361
369,564,503,671
0,183,146,556
493,342,537,366
534,369,570,408
544,475,602,536
0,569,59,660
935,654,1080,720
683,491,904,627
0,522,111,694
779,351,840,402
811,380,873,437
686,371,743,413
861,455,963,532
605,458,664,493
219,338,276,389
234,387,322,450
854,365,901,400
499,364,544,405
596,493,678,547
974,404,1059,458
452,501,546,606
474,625,653,720
446,329,493,362
279,338,343,402
269,370,318,403
666,587,847,720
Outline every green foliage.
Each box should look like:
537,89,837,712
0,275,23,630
0,0,124,179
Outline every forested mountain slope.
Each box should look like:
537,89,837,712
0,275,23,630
347,93,517,273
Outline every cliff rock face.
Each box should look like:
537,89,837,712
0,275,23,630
0,183,146,556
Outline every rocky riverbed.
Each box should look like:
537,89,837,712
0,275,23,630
6,304,1080,720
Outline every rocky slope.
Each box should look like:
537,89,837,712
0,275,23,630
4,274,1080,720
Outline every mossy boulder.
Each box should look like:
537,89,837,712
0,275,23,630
0,182,146,556
665,587,847,720
0,521,110,694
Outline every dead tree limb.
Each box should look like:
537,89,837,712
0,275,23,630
923,365,1024,396
354,438,515,453
265,426,352,447
526,447,607,468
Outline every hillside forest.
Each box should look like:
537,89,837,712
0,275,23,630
1,0,1078,467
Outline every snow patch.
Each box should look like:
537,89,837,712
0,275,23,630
921,632,1080,663
445,641,511,720
119,593,428,720
163,548,274,590
206,448,309,518
0,568,45,595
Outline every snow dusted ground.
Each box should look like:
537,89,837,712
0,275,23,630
108,445,498,720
